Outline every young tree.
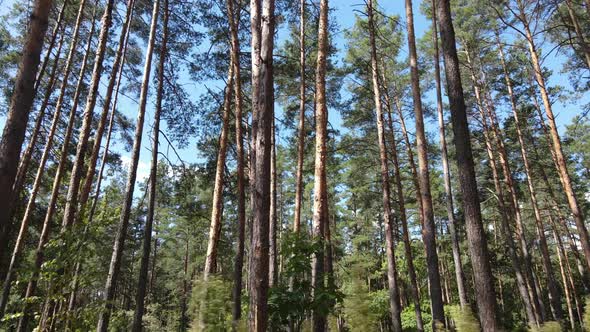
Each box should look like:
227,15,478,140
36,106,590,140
404,0,445,326
293,0,306,233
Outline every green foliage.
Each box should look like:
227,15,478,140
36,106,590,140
529,321,562,332
446,305,480,332
189,276,232,331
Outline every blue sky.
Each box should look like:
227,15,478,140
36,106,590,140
1,0,587,193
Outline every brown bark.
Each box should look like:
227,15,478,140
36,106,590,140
60,0,116,231
293,0,306,233
204,66,234,277
269,120,278,287
368,1,402,330
230,0,246,324
496,37,563,322
552,224,576,329
11,0,69,214
431,0,468,309
404,1,445,327
248,0,275,330
96,0,159,329
516,0,590,274
77,0,136,218
385,97,424,331
132,0,167,329
435,1,500,330
0,0,53,253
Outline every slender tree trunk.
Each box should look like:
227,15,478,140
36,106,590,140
563,0,590,68
60,0,116,231
476,86,538,327
404,1,445,327
229,0,246,324
11,0,69,216
496,37,563,322
368,1,402,330
34,0,68,92
96,0,159,329
293,0,306,233
517,2,590,274
385,97,424,331
431,0,467,308
552,225,576,329
269,120,278,287
204,67,234,277
77,0,136,218
13,6,99,329
310,0,329,330
132,0,167,329
435,1,499,330
0,0,53,254
0,29,68,318
248,0,275,330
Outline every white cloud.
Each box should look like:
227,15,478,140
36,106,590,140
120,155,150,183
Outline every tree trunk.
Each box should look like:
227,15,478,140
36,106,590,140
517,2,590,274
77,0,136,217
269,120,278,287
368,1,402,330
310,0,329,330
385,96,424,331
60,0,116,231
293,0,306,233
0,29,68,318
131,0,167,329
34,0,68,92
552,224,576,329
96,0,159,329
475,82,538,328
229,0,246,324
496,36,563,322
248,0,275,330
0,0,53,254
404,1,445,327
563,0,590,68
11,0,69,217
204,66,234,277
13,6,100,329
435,1,500,330
431,0,467,309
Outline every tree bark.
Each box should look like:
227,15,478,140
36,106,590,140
563,0,590,68
204,66,234,277
516,0,590,274
34,0,68,92
229,0,246,324
368,1,402,330
131,0,167,329
431,0,468,309
310,0,329,330
0,0,53,254
404,0,445,327
435,1,500,330
60,0,116,231
293,0,306,233
96,0,159,329
269,120,278,287
248,0,274,330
